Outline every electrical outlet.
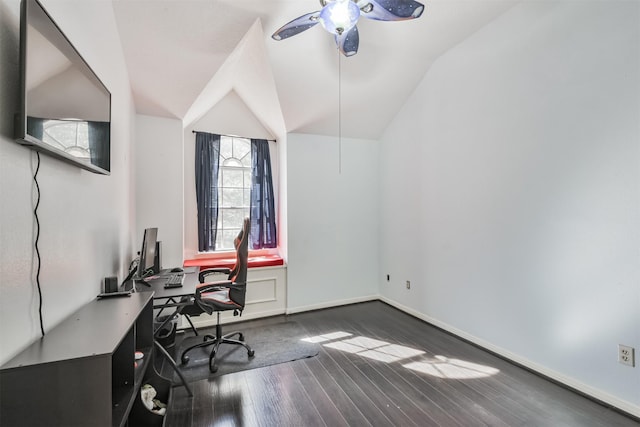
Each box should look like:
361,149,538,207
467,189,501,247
618,345,635,367
406,280,411,290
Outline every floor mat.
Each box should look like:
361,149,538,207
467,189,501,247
163,320,319,383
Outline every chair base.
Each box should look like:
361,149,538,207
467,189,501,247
180,313,255,373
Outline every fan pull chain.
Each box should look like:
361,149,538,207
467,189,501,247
338,48,342,174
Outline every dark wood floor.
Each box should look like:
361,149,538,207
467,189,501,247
164,301,639,427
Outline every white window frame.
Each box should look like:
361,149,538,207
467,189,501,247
215,136,251,251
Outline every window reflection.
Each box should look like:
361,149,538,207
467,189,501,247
43,119,90,160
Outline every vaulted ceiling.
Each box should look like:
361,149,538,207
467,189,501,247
112,0,518,140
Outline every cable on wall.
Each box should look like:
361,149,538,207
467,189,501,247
33,151,45,337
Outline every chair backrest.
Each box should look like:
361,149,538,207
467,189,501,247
228,217,250,307
231,217,250,284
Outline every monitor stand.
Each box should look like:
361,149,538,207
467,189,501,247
133,275,152,287
121,270,152,290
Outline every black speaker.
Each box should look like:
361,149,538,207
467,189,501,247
104,276,118,293
153,241,162,273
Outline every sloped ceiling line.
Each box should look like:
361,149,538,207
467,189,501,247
113,0,519,140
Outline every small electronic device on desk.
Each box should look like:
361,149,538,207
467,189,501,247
97,276,133,299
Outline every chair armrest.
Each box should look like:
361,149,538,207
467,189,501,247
199,268,231,283
196,279,232,297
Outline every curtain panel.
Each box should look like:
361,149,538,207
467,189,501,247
250,139,277,249
195,132,221,251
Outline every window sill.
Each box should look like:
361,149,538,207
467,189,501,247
184,253,284,270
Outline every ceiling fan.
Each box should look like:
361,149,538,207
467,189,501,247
271,0,425,57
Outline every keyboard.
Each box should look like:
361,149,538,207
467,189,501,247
164,274,184,288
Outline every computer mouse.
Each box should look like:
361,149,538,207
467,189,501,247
171,267,183,273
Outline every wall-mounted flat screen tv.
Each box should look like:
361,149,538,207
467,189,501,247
15,0,111,175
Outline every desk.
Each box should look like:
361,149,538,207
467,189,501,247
137,266,199,298
0,292,153,427
135,267,199,325
134,267,200,397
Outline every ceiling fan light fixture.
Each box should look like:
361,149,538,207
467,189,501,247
360,3,373,13
319,0,360,36
272,0,425,56
411,5,424,18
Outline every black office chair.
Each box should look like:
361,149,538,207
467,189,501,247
179,217,255,373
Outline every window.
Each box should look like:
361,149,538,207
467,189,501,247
195,132,277,252
216,136,251,250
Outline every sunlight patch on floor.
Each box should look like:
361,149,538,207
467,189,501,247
403,355,500,379
325,337,427,363
301,331,353,343
301,332,499,379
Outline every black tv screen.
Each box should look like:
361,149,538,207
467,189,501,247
15,0,111,175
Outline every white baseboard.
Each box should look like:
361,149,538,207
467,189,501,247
286,295,379,315
182,295,379,328
379,296,640,419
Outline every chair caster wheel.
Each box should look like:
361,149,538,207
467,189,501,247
181,355,189,365
210,363,218,373
248,349,255,357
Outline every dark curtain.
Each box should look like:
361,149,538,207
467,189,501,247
195,132,221,252
250,139,277,249
88,121,110,170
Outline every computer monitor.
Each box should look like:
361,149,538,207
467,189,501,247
137,227,158,279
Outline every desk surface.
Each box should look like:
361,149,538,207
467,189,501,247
135,266,199,299
1,291,153,369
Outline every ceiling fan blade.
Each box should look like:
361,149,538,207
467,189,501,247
335,25,359,57
358,0,424,21
271,11,321,41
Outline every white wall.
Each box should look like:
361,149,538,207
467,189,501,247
379,0,639,415
0,0,135,364
287,133,379,311
134,114,183,268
